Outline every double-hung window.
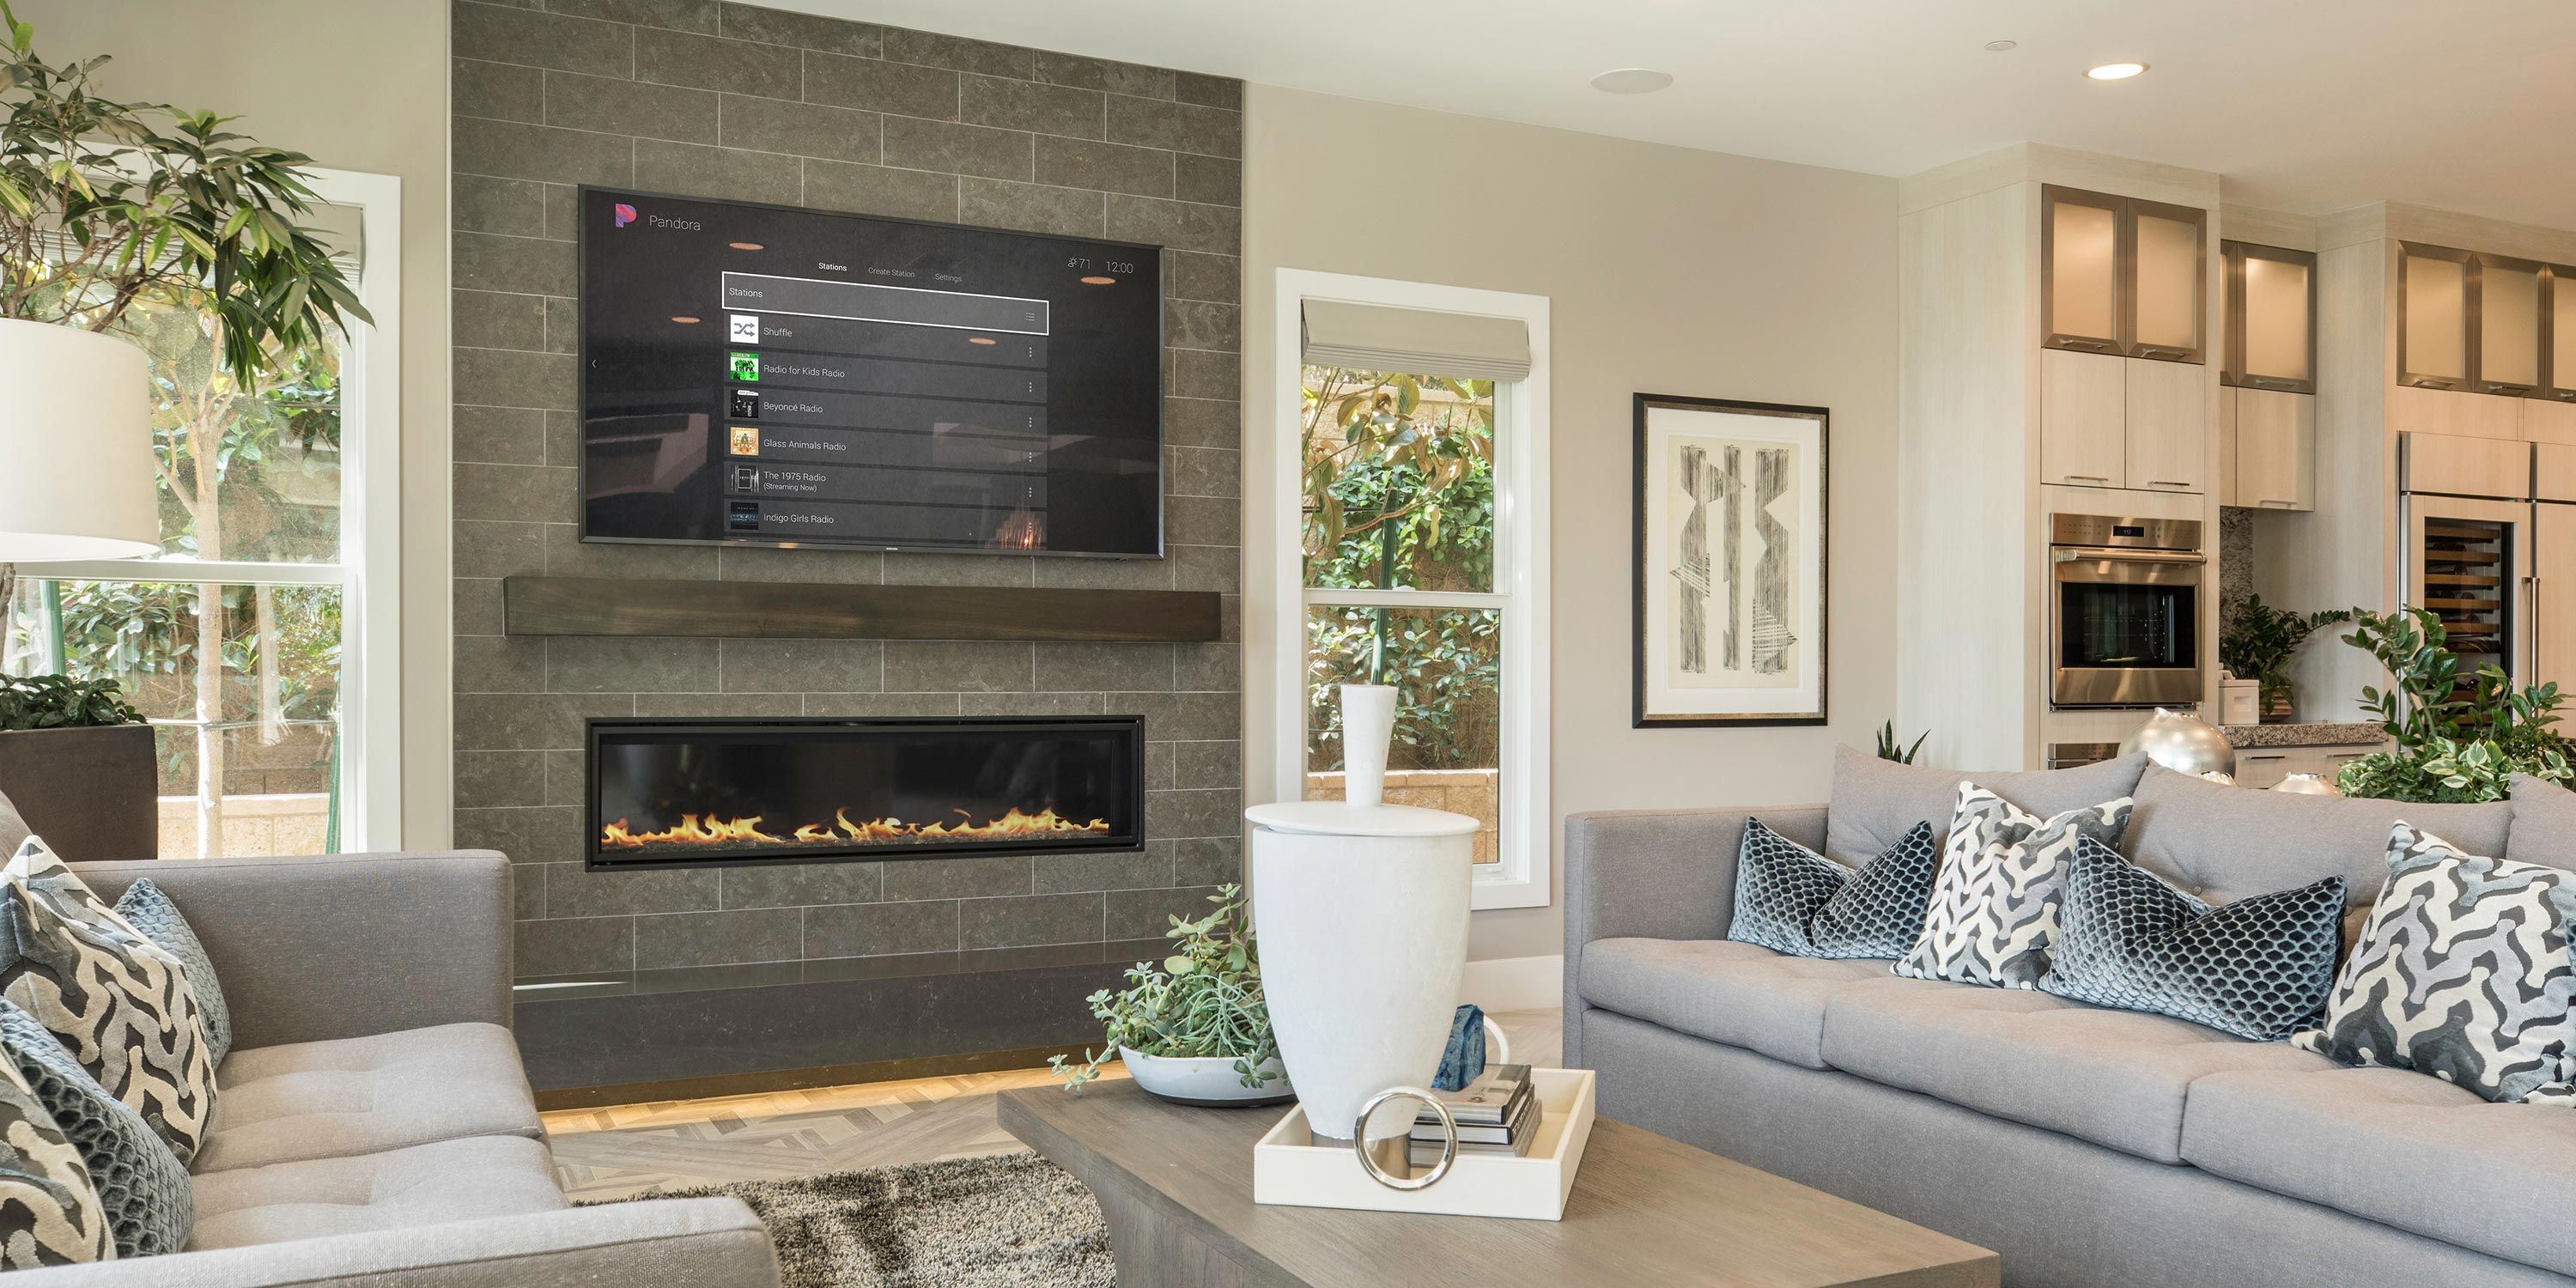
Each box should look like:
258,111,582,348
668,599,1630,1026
1273,271,1551,909
3,168,403,858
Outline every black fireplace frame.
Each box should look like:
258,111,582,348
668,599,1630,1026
583,715,1147,872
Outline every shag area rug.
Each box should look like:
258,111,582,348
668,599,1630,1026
596,1151,1114,1288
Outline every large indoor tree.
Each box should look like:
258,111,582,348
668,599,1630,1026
0,2,367,847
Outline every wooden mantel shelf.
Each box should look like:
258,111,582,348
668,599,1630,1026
502,575,1223,642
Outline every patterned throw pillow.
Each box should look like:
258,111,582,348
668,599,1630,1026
0,1036,107,1267
2039,835,2345,1041
1730,819,1941,959
0,1000,190,1258
0,839,216,1163
2293,823,2576,1105
113,879,232,1068
1894,783,2133,988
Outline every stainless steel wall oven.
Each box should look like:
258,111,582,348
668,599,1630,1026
2050,513,2205,708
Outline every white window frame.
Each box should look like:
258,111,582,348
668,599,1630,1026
18,167,404,853
1270,269,1552,910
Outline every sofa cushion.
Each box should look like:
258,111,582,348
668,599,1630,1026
114,878,234,1066
2182,1066,2576,1279
1820,981,2334,1163
195,1023,543,1173
2123,763,2512,907
0,1024,109,1267
0,837,218,1164
2038,835,2346,1042
1729,819,1941,960
2293,823,2576,1106
1823,743,2147,866
2507,771,2576,872
1894,785,2131,989
1579,938,1933,1070
187,1134,568,1251
0,999,191,1258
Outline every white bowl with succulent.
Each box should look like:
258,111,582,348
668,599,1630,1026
1050,884,1292,1108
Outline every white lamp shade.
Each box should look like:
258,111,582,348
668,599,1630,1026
0,319,160,561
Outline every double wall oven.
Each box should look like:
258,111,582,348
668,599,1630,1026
2050,513,2206,708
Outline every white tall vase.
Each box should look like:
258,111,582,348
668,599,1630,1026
1339,683,1397,807
1246,799,1477,1147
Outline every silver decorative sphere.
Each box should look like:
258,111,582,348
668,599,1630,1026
2273,772,2343,797
2119,708,2236,777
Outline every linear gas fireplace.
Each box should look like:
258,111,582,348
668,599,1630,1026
585,716,1145,872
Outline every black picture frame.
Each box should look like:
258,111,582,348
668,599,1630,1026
1631,393,1830,728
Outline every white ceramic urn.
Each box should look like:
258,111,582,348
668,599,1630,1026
1245,799,1477,1146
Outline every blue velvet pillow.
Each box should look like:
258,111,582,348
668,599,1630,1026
1730,818,1941,959
0,999,191,1258
2040,835,2345,1042
114,879,233,1067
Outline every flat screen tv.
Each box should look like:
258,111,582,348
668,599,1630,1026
576,187,1163,557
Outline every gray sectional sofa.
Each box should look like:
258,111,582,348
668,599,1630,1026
23,851,780,1287
1566,750,2576,1288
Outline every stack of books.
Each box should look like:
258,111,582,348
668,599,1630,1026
1408,1063,1540,1165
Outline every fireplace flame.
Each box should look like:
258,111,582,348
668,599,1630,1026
600,805,1111,851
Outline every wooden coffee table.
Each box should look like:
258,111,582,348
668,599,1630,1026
999,1081,1996,1287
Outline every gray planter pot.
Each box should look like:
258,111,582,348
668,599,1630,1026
0,724,159,861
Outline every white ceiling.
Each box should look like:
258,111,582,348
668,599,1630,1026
800,0,2576,230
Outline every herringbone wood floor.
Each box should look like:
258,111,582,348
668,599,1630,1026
544,1007,1563,1200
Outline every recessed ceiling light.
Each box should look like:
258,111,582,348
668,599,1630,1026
1984,39,2018,52
2087,61,2148,81
1589,68,1674,94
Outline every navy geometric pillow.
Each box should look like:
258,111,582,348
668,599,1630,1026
1730,818,1940,960
2039,835,2345,1042
0,999,191,1258
115,879,233,1067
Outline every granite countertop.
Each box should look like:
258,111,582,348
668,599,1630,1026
2221,721,2387,749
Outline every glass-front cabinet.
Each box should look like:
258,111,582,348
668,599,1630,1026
2129,199,2207,362
2476,253,2547,397
2041,185,2207,364
2399,242,2473,391
2043,187,2124,355
2222,241,2316,393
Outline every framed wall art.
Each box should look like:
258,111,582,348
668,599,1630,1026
1632,394,1828,727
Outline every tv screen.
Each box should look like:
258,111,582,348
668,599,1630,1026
576,187,1163,557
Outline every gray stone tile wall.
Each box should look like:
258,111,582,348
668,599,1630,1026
449,0,1242,983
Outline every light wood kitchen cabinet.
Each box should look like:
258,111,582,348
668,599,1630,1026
2536,502,2576,694
2044,187,2124,355
2041,349,2126,487
2224,241,2316,393
2549,264,2576,404
2535,443,2576,502
2042,185,2207,364
2403,431,2530,499
2477,253,2547,397
2399,243,2473,391
2232,744,2384,791
2129,199,2207,363
2230,386,2315,510
2124,358,2206,493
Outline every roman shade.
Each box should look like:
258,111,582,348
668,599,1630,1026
1300,300,1531,382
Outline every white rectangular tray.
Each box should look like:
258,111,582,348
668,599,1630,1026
1251,1067,1595,1220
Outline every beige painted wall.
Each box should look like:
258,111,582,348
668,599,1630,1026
1242,86,1899,962
21,0,451,848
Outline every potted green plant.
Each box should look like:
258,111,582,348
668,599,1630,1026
0,674,156,858
2332,606,2573,803
2219,598,2353,722
1051,884,1290,1106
